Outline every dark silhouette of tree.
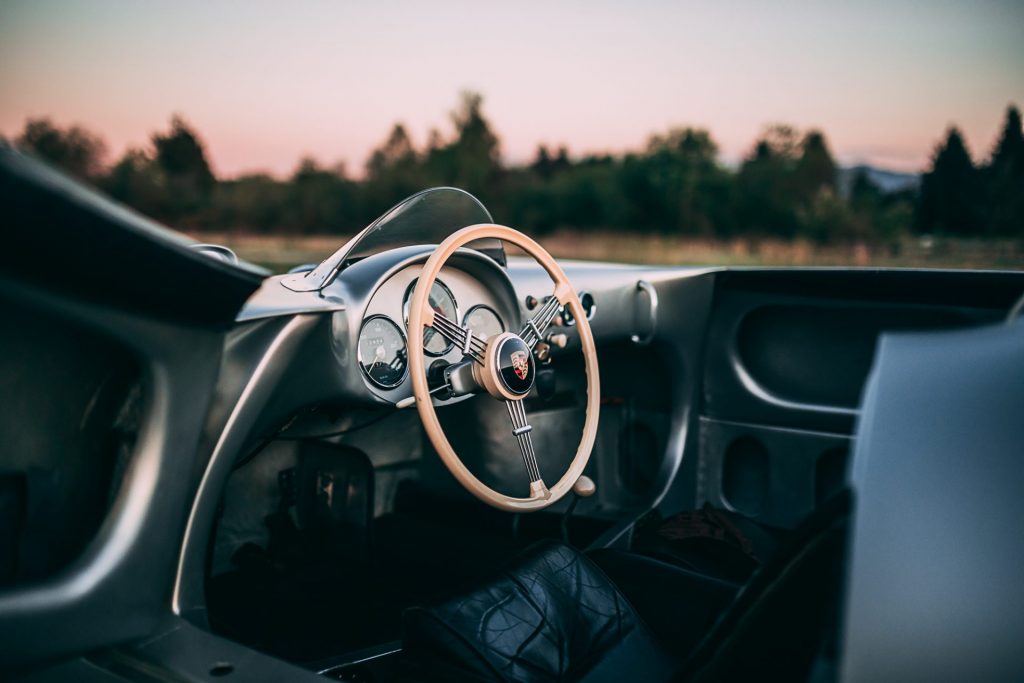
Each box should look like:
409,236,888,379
365,124,417,178
213,173,286,234
103,147,165,216
424,91,501,195
151,115,216,222
990,105,1023,169
982,105,1023,236
32,92,1024,251
552,146,571,175
850,168,882,211
736,125,802,237
15,117,107,181
364,124,423,215
532,145,554,179
849,169,914,245
641,127,734,235
286,157,356,235
795,130,852,242
795,130,837,202
917,127,979,235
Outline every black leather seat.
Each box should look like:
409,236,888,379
402,490,851,682
403,541,679,682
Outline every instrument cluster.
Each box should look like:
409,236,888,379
357,273,506,391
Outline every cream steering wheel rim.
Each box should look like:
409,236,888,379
407,223,600,512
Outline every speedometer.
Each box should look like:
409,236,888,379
463,305,504,341
404,278,459,356
358,315,408,389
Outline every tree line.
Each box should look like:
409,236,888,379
7,92,1022,242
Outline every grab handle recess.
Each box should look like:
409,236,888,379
630,279,658,345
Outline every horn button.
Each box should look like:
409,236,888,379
473,332,538,399
497,336,535,395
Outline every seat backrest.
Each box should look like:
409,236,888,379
840,319,1024,681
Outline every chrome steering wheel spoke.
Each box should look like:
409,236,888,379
520,293,562,349
427,309,487,364
506,399,548,499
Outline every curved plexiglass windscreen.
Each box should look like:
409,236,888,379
282,187,503,291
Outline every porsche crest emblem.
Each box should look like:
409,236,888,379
511,350,530,381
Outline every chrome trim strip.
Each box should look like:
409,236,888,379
236,274,346,323
172,315,318,615
356,315,410,390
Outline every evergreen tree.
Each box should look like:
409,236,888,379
151,115,216,222
287,157,354,234
531,145,554,179
430,91,501,195
365,124,417,179
917,127,979,235
736,125,802,237
983,105,1023,236
795,130,837,203
364,123,425,215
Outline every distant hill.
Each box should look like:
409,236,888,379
837,165,920,199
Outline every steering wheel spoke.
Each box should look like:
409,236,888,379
506,399,549,498
424,307,487,364
520,293,562,349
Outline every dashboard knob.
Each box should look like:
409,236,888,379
573,476,596,498
547,333,568,349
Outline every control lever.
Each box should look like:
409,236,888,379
394,359,479,409
560,475,596,545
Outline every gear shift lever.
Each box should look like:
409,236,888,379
561,475,596,545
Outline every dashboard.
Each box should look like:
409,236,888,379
241,245,613,414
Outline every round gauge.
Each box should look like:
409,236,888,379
358,315,408,389
463,305,505,342
404,279,459,356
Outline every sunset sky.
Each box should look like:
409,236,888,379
1,1,1022,177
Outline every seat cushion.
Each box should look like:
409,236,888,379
587,549,740,657
402,540,678,683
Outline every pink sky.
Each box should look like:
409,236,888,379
1,1,1022,177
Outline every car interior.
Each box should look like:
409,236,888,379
2,145,1024,681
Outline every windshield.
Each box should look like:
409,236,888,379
281,187,503,292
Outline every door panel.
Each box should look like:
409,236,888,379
0,149,264,671
696,269,1023,528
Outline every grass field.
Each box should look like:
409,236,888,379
185,230,1024,273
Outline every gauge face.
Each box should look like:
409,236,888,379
405,279,458,356
358,316,408,389
463,305,505,341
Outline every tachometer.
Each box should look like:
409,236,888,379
358,315,408,389
463,305,504,341
404,279,458,356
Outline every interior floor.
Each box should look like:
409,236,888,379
207,479,613,665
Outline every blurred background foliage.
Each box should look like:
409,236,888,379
7,92,1023,268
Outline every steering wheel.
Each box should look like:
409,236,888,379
407,224,600,512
